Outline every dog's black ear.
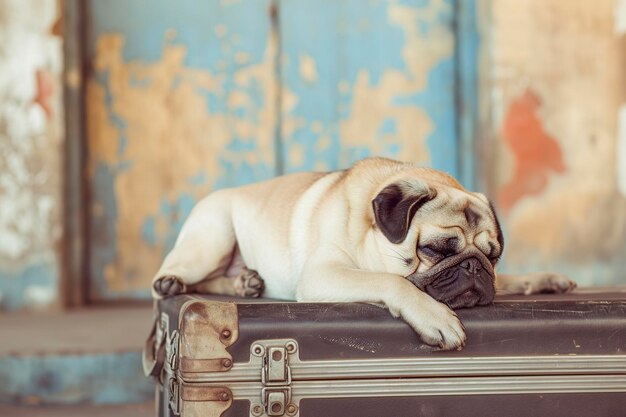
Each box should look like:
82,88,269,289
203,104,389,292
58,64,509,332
372,183,437,244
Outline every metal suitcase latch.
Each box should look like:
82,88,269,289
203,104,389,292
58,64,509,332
166,330,180,372
263,346,291,385
252,340,298,417
168,375,180,414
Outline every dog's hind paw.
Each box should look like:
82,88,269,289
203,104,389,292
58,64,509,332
234,268,265,298
526,272,577,295
152,275,187,298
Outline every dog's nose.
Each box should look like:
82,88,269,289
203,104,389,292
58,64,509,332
460,257,482,275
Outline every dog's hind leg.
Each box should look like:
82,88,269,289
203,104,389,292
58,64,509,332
151,190,239,298
188,268,265,298
495,272,577,295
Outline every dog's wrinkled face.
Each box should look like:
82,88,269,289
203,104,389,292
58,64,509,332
372,177,503,309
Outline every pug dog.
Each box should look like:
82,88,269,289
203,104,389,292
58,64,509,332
152,157,576,350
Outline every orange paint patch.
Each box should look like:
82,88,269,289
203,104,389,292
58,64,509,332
498,90,566,212
34,69,54,118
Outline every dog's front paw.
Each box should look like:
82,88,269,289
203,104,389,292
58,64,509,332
234,268,265,298
402,298,466,350
152,275,187,298
520,272,577,295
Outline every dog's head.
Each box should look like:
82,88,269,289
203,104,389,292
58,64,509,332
371,172,503,309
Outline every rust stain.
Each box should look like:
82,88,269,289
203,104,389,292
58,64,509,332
34,69,55,118
498,89,566,212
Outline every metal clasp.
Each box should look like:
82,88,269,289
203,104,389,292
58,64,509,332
251,340,298,416
263,346,291,415
263,346,291,386
168,375,179,414
166,330,179,372
262,387,291,416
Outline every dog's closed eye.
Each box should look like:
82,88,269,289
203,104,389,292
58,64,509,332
419,237,459,261
420,245,456,260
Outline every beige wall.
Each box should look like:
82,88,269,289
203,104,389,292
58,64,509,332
483,0,626,284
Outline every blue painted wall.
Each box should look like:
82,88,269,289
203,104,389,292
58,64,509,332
279,0,460,176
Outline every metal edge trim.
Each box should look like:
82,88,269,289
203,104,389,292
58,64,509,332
187,374,626,401
182,354,626,383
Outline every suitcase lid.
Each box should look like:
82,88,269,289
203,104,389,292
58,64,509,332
160,288,626,366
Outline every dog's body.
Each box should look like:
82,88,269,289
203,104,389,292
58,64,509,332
153,158,575,350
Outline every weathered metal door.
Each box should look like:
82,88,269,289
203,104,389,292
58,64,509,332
84,0,477,300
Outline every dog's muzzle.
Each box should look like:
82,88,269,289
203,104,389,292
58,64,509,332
406,249,496,309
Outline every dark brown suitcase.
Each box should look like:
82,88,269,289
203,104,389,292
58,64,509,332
144,288,626,417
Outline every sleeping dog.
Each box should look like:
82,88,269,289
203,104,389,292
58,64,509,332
152,157,576,350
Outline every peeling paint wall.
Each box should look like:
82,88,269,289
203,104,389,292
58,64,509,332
0,0,63,310
280,0,457,174
485,0,626,285
2,1,621,307
85,0,279,300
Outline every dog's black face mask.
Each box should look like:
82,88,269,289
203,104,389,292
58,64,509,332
372,181,503,310
406,249,496,309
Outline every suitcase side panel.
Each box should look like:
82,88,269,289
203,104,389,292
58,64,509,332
298,393,626,417
219,394,626,417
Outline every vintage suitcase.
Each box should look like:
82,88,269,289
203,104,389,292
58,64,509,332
144,289,626,417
